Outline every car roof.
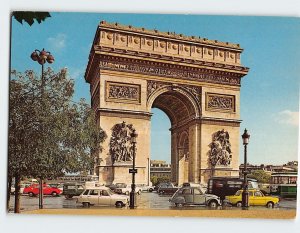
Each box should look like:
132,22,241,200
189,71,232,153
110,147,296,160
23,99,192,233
84,186,109,190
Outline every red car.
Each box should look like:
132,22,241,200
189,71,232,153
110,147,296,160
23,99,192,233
23,184,62,197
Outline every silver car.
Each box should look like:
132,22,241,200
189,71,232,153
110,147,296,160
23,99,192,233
77,187,129,208
169,187,221,208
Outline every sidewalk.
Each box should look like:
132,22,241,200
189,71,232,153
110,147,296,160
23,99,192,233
23,208,296,219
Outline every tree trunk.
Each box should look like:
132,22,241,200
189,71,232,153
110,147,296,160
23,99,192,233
14,174,21,213
7,176,12,212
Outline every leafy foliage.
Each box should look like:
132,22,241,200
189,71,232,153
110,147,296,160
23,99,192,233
12,12,51,26
150,176,171,186
248,170,271,183
8,68,106,180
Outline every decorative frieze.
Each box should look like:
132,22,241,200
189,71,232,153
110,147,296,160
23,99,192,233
206,93,235,112
100,57,241,86
106,81,141,104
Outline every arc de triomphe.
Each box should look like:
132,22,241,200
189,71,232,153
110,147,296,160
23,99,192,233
84,21,249,185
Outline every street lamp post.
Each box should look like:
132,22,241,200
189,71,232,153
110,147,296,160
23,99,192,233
30,48,54,209
129,129,138,209
241,128,250,209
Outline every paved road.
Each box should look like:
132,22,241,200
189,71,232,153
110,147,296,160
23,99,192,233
8,192,297,212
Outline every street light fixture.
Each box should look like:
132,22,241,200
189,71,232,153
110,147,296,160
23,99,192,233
30,48,55,209
129,129,138,209
241,128,250,209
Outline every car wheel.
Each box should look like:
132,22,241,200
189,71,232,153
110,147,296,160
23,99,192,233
175,203,183,208
208,200,218,208
149,188,153,192
65,195,73,199
236,202,242,208
83,202,90,208
159,190,164,195
51,192,58,197
266,201,274,208
115,201,123,208
28,192,34,197
125,191,129,195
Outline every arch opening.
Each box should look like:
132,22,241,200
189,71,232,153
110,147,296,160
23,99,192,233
150,89,199,185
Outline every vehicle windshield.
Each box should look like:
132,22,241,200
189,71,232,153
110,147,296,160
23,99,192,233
235,190,242,196
106,189,114,195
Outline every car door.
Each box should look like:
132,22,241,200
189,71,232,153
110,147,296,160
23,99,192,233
248,191,255,205
99,190,112,206
80,189,90,203
193,188,206,205
253,191,265,206
88,189,100,205
43,185,51,195
182,188,193,204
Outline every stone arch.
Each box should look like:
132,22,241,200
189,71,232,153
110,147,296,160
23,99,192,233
147,84,201,124
178,130,189,160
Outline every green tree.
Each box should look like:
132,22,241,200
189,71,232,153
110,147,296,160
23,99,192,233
12,11,51,26
150,176,158,186
8,68,106,213
248,170,271,184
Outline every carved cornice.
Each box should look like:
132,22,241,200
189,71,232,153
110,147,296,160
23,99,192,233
98,55,243,87
97,108,152,120
96,45,249,74
201,117,241,127
99,21,242,50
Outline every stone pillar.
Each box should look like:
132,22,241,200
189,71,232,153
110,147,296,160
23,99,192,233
171,131,178,183
188,122,201,183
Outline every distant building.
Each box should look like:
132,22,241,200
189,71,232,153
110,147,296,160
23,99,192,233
150,160,171,179
239,161,298,176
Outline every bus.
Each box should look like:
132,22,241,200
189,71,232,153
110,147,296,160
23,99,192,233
270,172,297,197
207,177,258,200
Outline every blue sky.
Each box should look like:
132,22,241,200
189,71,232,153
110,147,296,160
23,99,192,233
10,12,299,165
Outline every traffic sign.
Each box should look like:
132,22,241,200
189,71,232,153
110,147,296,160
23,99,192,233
129,169,138,174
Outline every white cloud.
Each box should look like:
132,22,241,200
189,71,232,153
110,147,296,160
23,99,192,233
47,33,67,51
274,110,299,126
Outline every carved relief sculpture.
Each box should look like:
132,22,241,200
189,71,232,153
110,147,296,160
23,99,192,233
109,121,136,163
106,81,140,104
206,93,235,112
209,129,232,166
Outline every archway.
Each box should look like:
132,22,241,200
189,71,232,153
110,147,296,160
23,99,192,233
149,86,200,185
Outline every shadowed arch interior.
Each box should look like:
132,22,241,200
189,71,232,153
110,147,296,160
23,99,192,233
151,91,197,126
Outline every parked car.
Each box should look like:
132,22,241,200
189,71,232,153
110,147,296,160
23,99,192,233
76,186,129,208
136,184,155,192
11,182,34,195
48,183,64,192
23,184,62,197
224,189,279,208
106,183,127,191
62,183,85,199
114,184,142,195
169,186,221,208
157,182,179,195
181,182,207,193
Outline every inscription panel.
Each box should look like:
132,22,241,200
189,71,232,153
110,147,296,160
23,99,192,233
206,93,235,113
106,81,141,104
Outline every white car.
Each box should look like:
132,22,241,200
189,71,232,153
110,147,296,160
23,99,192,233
136,184,155,192
11,183,30,195
77,186,129,208
114,184,142,195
